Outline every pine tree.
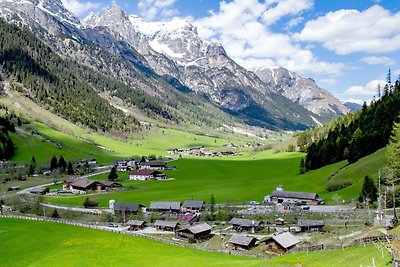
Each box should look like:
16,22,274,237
299,158,306,174
108,166,118,181
58,156,66,173
67,161,74,175
387,69,392,84
386,120,400,184
50,156,58,171
210,194,216,221
377,84,381,99
358,175,378,203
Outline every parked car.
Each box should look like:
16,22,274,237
108,223,119,228
302,206,310,211
249,201,261,205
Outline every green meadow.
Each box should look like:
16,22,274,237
0,218,390,267
45,148,386,207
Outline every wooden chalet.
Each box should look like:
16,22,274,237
275,218,285,226
297,220,325,232
175,223,212,243
182,200,204,212
113,202,144,214
129,170,167,180
229,235,257,250
127,220,146,231
63,178,97,194
263,232,301,255
97,180,122,191
154,220,179,231
149,201,181,212
267,185,318,205
229,218,263,232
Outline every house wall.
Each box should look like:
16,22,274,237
129,174,153,180
271,197,317,205
264,240,286,255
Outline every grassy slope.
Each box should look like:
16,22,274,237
327,148,387,200
0,218,390,267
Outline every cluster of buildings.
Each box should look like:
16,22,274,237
115,157,171,181
264,185,321,207
166,146,240,158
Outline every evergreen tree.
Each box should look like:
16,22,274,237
51,209,60,218
67,161,74,175
31,156,36,171
28,164,35,176
387,69,392,84
50,156,58,171
358,175,378,203
209,195,216,221
299,158,306,174
108,166,118,181
58,156,66,173
386,120,400,184
377,84,381,99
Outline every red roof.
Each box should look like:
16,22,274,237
130,169,156,176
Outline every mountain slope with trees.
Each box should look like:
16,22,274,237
303,78,400,171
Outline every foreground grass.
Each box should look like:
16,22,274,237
0,218,391,267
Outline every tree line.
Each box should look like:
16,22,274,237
304,78,400,171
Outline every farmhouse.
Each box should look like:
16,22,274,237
229,218,264,232
167,148,178,154
182,200,204,211
80,158,97,166
175,223,212,243
266,185,318,205
63,178,98,194
263,232,301,255
297,220,325,232
154,220,179,231
139,161,167,170
29,187,49,195
113,202,144,214
150,201,181,212
129,170,167,180
275,218,285,226
229,235,258,250
127,220,146,231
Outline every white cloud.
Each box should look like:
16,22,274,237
194,0,343,76
320,78,338,86
262,0,313,25
61,0,100,17
341,98,367,105
345,80,386,95
361,56,395,65
295,5,400,55
138,0,178,20
285,16,304,29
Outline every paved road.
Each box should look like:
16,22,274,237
41,203,112,214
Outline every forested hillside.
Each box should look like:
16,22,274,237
0,19,138,132
303,79,400,171
0,106,17,160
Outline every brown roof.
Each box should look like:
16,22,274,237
154,220,179,228
229,218,263,227
71,178,97,189
230,235,257,246
97,180,122,187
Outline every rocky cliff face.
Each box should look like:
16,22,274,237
254,67,349,116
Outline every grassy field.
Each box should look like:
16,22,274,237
0,218,391,267
44,148,387,207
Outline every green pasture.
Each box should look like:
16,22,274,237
0,218,390,267
45,148,387,207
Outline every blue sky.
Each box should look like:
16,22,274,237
62,0,400,104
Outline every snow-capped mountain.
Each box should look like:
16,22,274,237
254,67,350,115
0,1,345,130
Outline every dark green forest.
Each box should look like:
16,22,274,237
0,19,138,132
0,108,17,160
304,79,400,171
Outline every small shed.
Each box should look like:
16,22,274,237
264,232,300,255
230,235,257,250
297,220,325,232
275,218,285,226
175,223,212,243
127,220,146,231
154,220,179,231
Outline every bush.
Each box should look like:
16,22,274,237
83,197,98,208
326,180,352,192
